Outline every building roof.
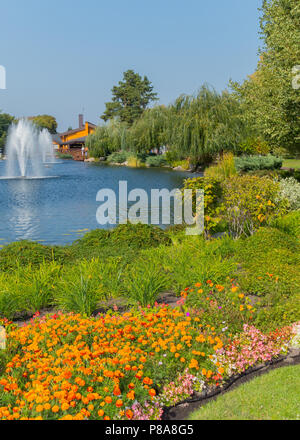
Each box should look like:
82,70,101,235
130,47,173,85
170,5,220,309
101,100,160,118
59,122,97,137
61,136,87,146
52,134,62,145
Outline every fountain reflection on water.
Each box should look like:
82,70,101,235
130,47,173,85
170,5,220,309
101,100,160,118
3,119,56,179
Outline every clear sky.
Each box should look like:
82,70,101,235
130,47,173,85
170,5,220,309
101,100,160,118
0,0,262,131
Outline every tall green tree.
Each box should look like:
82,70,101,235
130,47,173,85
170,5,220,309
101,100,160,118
231,0,300,154
166,86,247,166
30,115,58,134
101,70,158,125
0,111,15,153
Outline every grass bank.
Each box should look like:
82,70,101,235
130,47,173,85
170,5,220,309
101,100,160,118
189,364,300,420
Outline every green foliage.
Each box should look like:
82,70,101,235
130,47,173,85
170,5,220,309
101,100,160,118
101,70,158,125
235,155,283,172
56,152,73,159
21,262,61,312
230,0,300,153
127,106,169,154
185,282,254,334
138,236,237,293
279,168,300,182
55,259,116,316
183,176,224,236
235,227,300,300
238,137,271,155
0,112,15,153
146,155,168,167
123,259,170,306
86,120,127,158
0,262,60,319
30,115,57,134
223,175,288,237
277,177,300,211
255,293,300,331
106,151,130,164
205,152,237,179
272,210,300,238
0,241,63,272
166,86,248,166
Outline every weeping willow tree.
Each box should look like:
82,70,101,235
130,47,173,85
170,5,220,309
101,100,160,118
86,120,128,158
166,85,248,166
88,85,248,163
127,105,169,153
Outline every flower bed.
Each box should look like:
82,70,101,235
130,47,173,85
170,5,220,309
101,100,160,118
0,287,297,421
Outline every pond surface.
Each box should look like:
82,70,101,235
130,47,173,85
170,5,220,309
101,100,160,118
0,160,196,245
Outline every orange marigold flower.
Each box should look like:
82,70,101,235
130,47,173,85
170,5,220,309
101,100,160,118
126,409,134,419
116,399,123,408
148,389,156,397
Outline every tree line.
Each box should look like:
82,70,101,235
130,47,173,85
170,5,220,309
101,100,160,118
87,0,299,165
1,0,298,160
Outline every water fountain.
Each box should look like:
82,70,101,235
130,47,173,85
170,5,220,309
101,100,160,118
39,128,56,165
3,119,56,179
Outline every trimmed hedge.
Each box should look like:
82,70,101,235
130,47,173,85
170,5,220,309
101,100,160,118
235,155,283,172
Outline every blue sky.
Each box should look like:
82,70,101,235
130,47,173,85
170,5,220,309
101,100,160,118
0,0,262,131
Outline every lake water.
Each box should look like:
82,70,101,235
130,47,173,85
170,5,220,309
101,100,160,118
0,160,196,245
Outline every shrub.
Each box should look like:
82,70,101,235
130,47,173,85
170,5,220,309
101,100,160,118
107,151,130,164
0,241,63,271
71,224,171,256
223,175,288,238
182,177,223,236
123,259,170,306
54,259,111,316
126,155,145,168
235,155,283,172
277,177,300,211
139,237,237,293
55,152,73,160
279,168,300,182
272,211,300,238
235,227,300,301
146,155,168,167
0,262,61,319
205,153,237,180
184,281,255,334
238,137,271,156
169,159,191,170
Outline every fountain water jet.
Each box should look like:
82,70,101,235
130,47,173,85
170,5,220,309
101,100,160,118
4,119,56,178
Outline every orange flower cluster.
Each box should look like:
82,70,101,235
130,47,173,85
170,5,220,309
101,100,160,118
0,307,224,420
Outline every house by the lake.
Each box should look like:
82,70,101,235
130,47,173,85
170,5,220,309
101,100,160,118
53,114,96,161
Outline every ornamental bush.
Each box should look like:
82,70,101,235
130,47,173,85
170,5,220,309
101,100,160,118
235,155,283,172
182,177,223,236
204,152,237,180
277,177,300,211
107,151,130,164
145,155,168,167
272,211,300,238
223,175,288,238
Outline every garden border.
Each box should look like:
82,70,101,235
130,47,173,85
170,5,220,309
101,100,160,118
163,349,300,420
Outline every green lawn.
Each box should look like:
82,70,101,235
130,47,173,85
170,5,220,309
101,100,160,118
189,364,300,420
282,159,300,169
